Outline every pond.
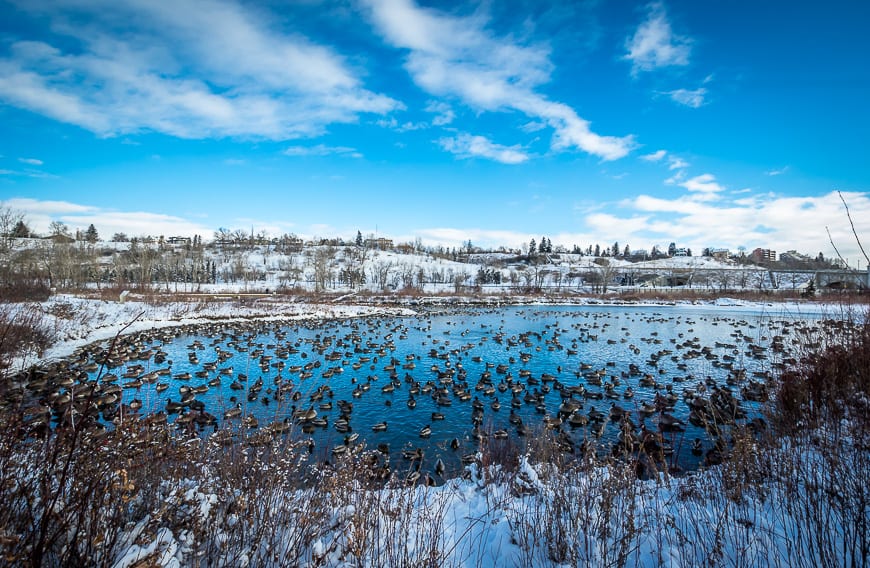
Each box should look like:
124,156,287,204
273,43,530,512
59,304,839,479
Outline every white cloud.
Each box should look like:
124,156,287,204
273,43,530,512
0,0,400,140
363,0,634,160
664,171,685,185
624,1,692,74
586,213,651,236
667,156,689,170
376,117,427,132
18,157,43,165
641,149,666,162
438,133,529,164
680,173,724,194
622,190,870,262
4,197,95,215
766,166,790,176
668,87,707,108
415,227,537,250
4,197,212,237
425,101,455,126
283,144,363,158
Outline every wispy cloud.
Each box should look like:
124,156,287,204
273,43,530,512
0,0,400,140
624,2,691,74
376,117,427,132
438,133,529,164
668,155,689,170
0,167,58,179
425,101,454,126
641,149,666,162
363,0,634,161
283,144,363,158
766,166,790,176
667,87,707,108
18,157,43,165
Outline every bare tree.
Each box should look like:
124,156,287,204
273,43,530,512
311,246,335,293
594,259,618,293
0,204,25,253
49,220,71,238
371,260,394,291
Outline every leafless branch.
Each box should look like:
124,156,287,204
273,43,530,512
826,226,849,268
838,190,870,265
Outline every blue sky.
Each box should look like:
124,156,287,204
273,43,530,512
1,0,869,264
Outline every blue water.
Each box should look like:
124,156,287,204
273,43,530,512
84,305,819,477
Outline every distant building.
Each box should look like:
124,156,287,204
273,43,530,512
673,247,689,257
281,236,304,252
751,248,777,262
167,236,191,245
779,250,809,263
711,248,731,261
365,237,394,250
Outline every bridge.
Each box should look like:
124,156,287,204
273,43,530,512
767,268,870,290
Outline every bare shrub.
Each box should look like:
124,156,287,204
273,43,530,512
0,304,54,374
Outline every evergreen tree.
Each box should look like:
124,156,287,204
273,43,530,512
12,220,30,238
355,230,363,247
624,244,630,257
529,238,537,257
84,223,99,243
612,242,619,256
687,248,692,257
668,242,677,257
594,243,600,257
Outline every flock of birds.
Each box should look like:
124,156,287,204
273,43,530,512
5,307,849,483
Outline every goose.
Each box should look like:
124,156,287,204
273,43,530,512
372,421,388,432
223,404,242,420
